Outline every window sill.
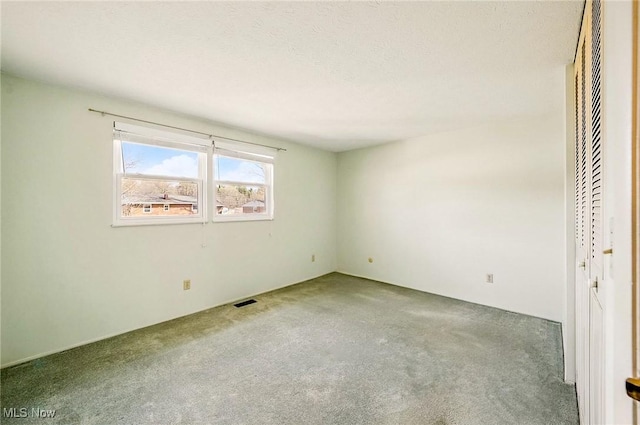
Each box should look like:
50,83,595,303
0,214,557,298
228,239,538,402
112,217,206,227
212,215,274,223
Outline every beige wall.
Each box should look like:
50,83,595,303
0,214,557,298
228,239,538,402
0,74,337,366
336,110,567,322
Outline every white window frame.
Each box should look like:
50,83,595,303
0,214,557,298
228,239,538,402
212,139,275,222
113,122,209,227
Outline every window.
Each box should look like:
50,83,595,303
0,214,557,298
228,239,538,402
113,123,276,226
213,140,274,222
113,122,208,226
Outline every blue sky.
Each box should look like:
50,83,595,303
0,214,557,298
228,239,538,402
122,142,265,183
215,156,265,183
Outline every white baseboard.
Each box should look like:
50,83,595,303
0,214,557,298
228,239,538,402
1,272,334,369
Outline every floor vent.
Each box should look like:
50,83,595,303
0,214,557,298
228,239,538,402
234,299,257,308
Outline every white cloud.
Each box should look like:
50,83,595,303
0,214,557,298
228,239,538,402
220,161,265,183
144,154,198,178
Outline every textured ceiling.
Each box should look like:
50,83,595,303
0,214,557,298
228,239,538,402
1,1,583,152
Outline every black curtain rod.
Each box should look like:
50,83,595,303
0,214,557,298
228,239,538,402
88,108,287,152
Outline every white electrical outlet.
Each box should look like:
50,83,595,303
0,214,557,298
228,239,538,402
486,274,493,283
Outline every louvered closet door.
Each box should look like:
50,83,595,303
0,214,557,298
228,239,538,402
588,0,605,423
574,27,591,424
574,1,606,424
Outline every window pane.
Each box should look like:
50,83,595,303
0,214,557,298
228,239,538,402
215,155,266,184
216,185,266,215
122,142,198,178
121,178,199,217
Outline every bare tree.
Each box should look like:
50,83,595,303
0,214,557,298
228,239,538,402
121,158,141,197
247,163,265,182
